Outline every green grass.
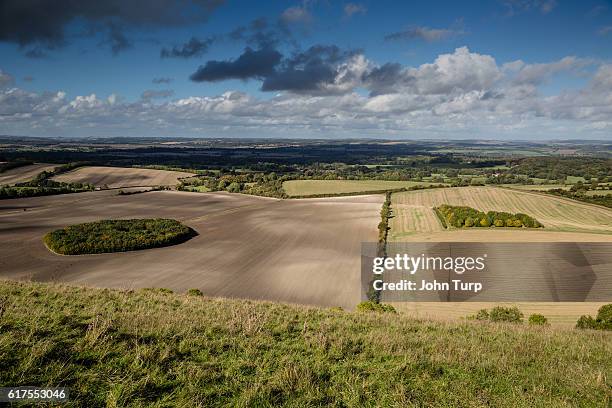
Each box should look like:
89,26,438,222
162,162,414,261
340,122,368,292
282,180,444,197
0,281,610,407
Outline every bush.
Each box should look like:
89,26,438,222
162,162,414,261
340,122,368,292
488,306,523,323
187,289,203,296
576,315,597,330
576,304,612,330
528,314,548,326
44,219,195,255
475,309,489,320
142,288,174,294
597,304,612,325
356,301,396,313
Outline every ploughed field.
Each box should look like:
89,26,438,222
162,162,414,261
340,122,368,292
0,163,56,186
282,179,443,197
51,166,194,188
390,186,612,241
0,190,382,309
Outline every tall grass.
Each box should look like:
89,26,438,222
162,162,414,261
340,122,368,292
0,280,610,407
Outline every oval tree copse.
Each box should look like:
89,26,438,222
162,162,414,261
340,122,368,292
44,218,195,255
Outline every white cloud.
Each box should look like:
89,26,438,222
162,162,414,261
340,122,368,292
1,49,611,139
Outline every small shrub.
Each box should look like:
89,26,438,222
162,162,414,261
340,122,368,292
488,306,523,323
596,304,612,326
142,288,174,294
576,315,597,330
528,314,548,326
356,301,396,313
187,288,203,296
475,309,489,320
577,304,612,330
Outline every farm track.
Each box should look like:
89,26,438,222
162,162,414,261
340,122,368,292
0,190,383,309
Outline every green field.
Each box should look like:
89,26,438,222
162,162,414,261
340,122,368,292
282,180,443,197
0,280,610,407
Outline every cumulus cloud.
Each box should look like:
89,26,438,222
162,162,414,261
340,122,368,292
0,0,225,54
190,47,283,82
2,48,612,139
261,45,367,94
344,3,367,18
509,56,592,85
161,37,215,58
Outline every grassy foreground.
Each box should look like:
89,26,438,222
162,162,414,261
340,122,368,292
0,281,610,407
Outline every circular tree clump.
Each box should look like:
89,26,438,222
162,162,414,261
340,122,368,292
44,218,195,255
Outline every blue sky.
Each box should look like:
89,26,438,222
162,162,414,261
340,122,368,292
1,0,611,139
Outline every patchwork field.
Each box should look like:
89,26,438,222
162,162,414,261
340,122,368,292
283,179,443,197
389,186,612,241
0,163,56,186
0,190,382,309
51,166,194,188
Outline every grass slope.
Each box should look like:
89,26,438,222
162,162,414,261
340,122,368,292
0,281,610,407
283,180,442,197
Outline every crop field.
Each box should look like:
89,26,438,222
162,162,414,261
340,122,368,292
51,166,194,188
283,179,443,197
0,163,56,186
389,186,612,240
0,190,382,309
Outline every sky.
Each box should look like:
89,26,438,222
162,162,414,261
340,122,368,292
0,0,611,140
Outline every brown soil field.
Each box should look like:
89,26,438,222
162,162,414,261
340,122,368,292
0,163,56,186
51,166,194,188
390,186,612,240
0,191,383,309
